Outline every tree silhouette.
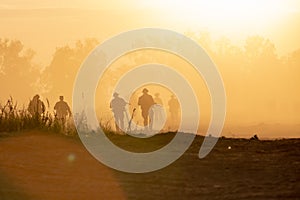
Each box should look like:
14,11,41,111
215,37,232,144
41,38,99,103
0,33,298,131
284,48,300,118
245,36,274,57
0,39,40,101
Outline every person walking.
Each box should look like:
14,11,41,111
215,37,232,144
28,94,45,118
138,88,155,130
110,92,127,132
168,95,180,130
54,96,72,126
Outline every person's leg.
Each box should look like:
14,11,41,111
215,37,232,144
114,113,121,132
119,112,124,130
170,111,175,131
115,123,120,132
142,110,149,127
149,108,154,131
56,114,64,130
61,116,66,129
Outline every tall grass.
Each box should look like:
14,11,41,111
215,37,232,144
0,96,77,136
0,96,120,137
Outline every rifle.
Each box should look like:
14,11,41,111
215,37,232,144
127,108,136,133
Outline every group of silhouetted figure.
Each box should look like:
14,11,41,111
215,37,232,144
110,88,180,133
27,95,72,126
26,88,179,133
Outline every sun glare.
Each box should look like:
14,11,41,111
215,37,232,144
140,0,296,30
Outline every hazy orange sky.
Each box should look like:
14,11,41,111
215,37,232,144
1,0,300,138
0,0,300,65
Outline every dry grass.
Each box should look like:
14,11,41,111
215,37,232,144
0,96,124,137
0,96,77,136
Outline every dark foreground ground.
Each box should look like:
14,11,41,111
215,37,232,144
0,131,299,200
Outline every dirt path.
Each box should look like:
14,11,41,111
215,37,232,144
0,131,299,199
0,131,125,200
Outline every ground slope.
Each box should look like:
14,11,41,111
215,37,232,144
0,131,299,200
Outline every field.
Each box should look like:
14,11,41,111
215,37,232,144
0,131,299,200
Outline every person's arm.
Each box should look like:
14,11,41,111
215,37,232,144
122,99,127,106
151,96,155,105
67,103,72,116
53,103,58,117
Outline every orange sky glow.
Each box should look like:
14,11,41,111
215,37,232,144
0,0,299,138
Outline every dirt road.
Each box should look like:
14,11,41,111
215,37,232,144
0,131,299,199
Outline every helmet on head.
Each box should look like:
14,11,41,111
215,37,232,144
113,92,119,97
142,88,149,93
33,94,40,100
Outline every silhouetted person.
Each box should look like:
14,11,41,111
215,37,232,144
110,92,127,132
154,93,163,105
138,88,155,130
28,94,45,118
54,96,72,126
153,93,164,129
168,95,180,128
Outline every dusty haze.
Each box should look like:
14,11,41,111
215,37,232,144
0,0,299,138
